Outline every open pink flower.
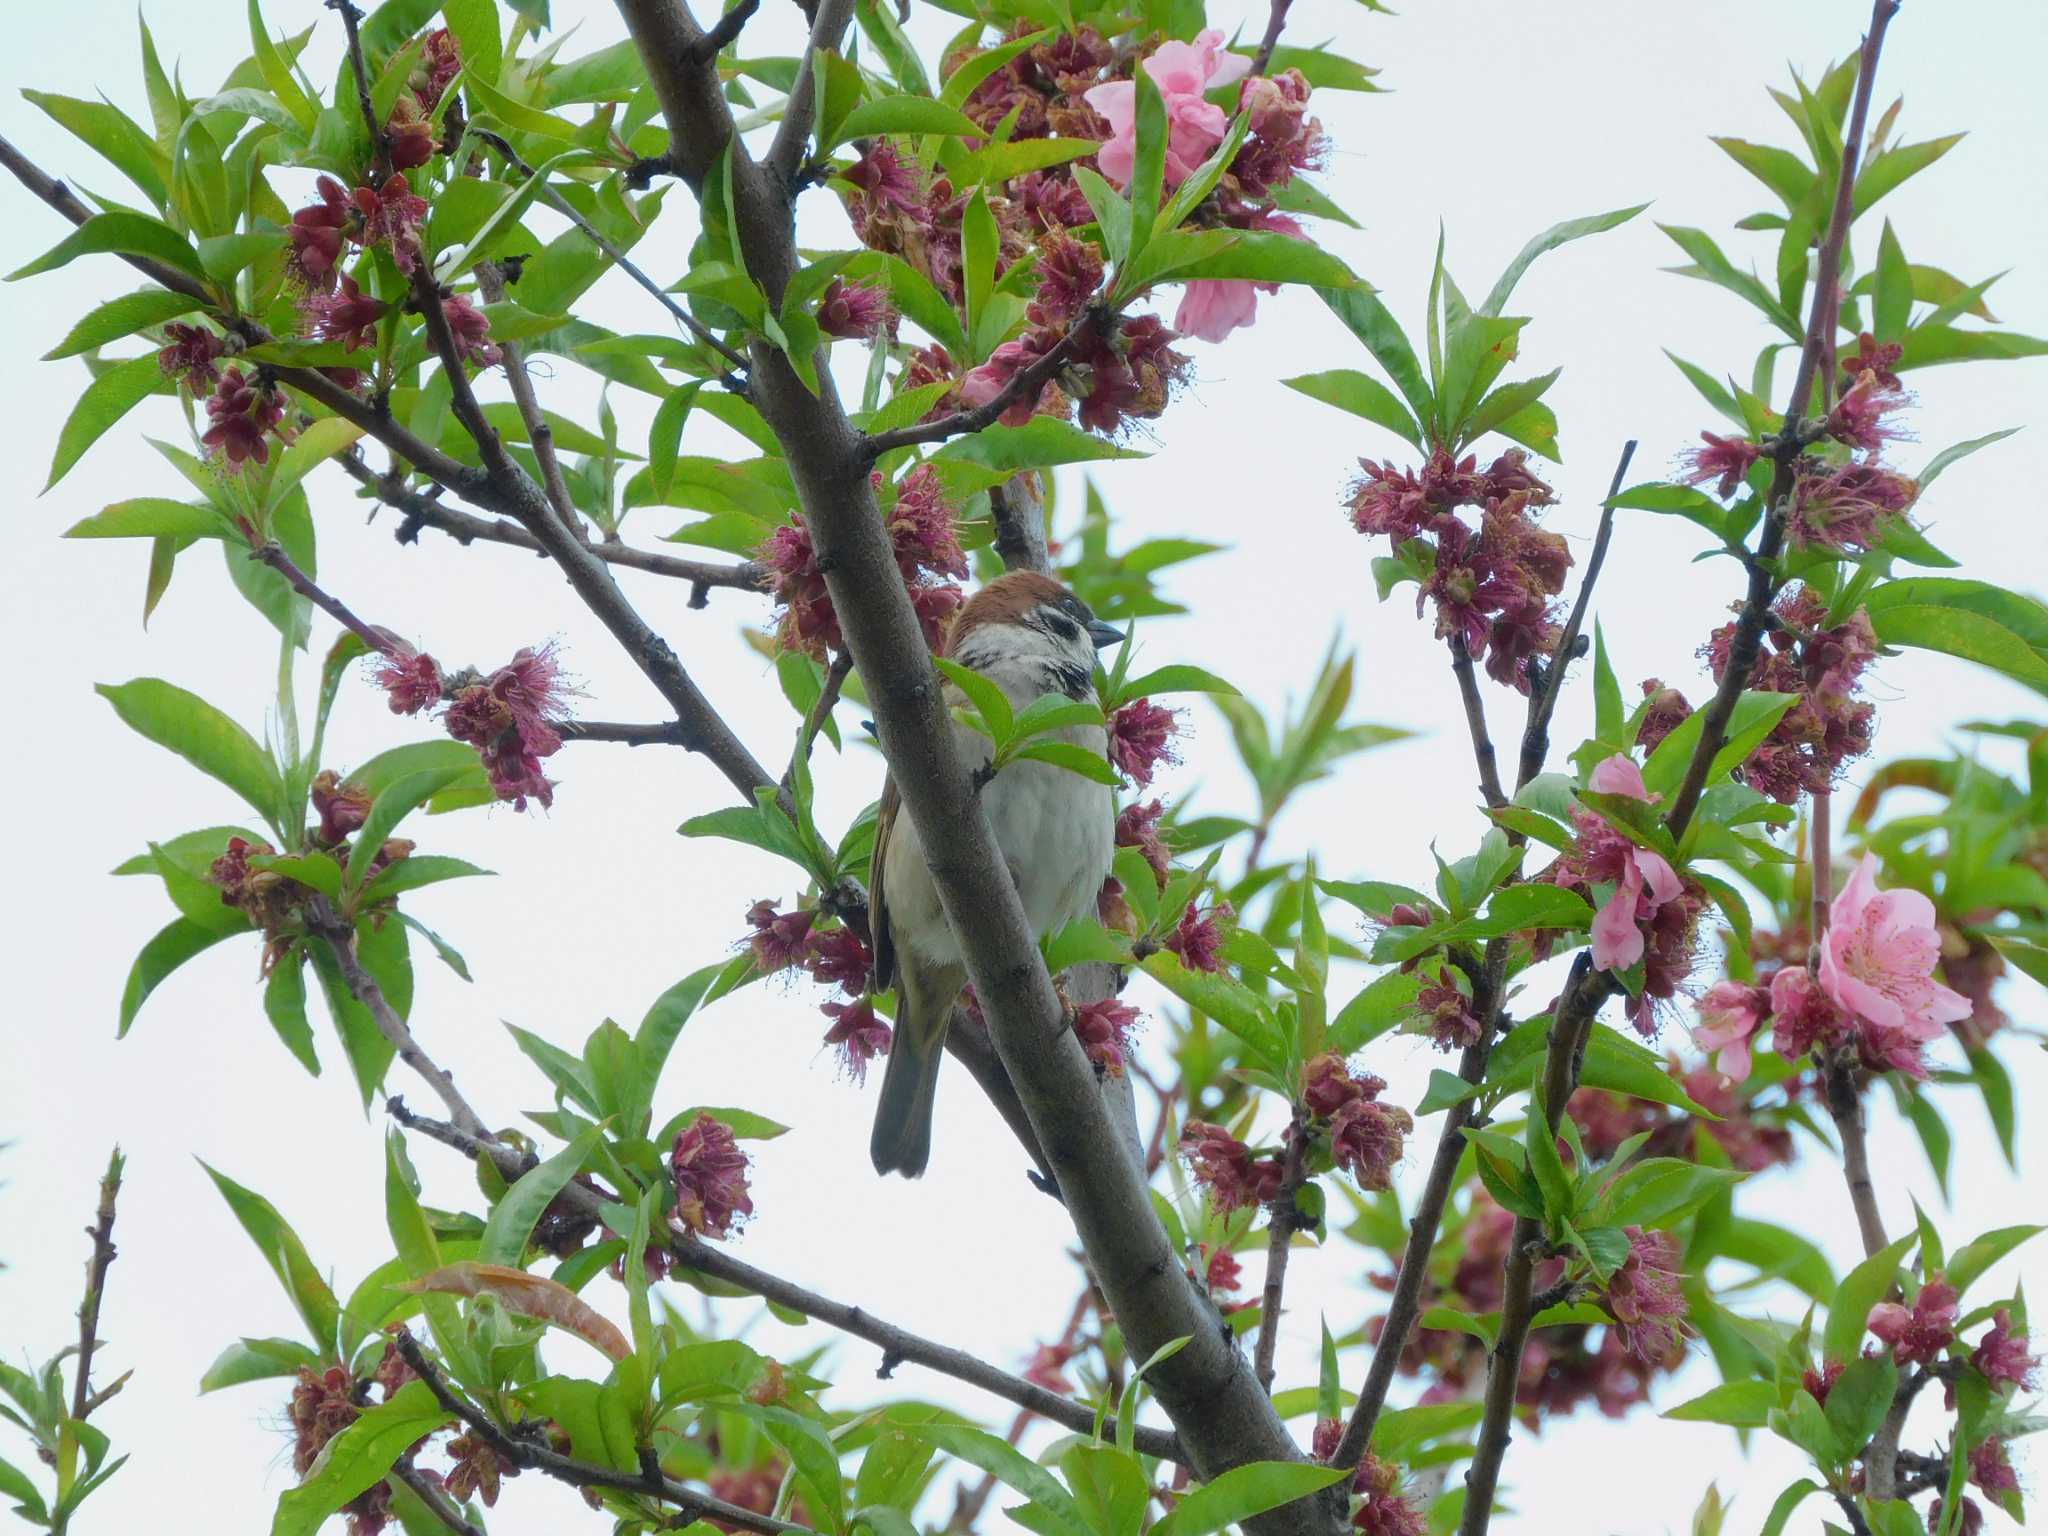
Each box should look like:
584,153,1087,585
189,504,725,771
1584,755,1683,972
1084,29,1251,190
1820,855,1970,1058
1692,981,1769,1082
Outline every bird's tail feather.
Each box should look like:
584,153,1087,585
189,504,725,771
869,961,963,1178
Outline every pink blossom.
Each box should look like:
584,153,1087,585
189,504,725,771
669,1113,754,1239
1107,698,1181,786
441,293,502,368
820,998,891,1083
1820,855,1971,1069
1692,980,1769,1082
744,900,815,972
371,645,443,715
1023,1341,1075,1395
1679,432,1762,499
1163,898,1232,972
1072,996,1141,1074
302,274,388,351
1114,799,1170,886
1084,29,1251,190
1604,1227,1687,1359
1180,1121,1282,1213
1417,976,1484,1050
1584,756,1683,972
1589,753,1653,800
803,925,872,995
1972,1309,2038,1389
1867,1276,1958,1366
1768,964,1848,1059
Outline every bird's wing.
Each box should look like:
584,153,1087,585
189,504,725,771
869,771,901,992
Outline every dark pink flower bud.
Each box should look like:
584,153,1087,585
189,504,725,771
1635,679,1693,755
372,645,443,715
804,925,871,995
1679,432,1761,499
1971,1309,2038,1389
1114,800,1170,887
385,94,439,170
1801,1361,1843,1407
1603,1227,1687,1359
302,273,389,351
820,998,891,1083
201,367,286,470
670,1113,754,1240
440,293,502,368
1071,996,1141,1075
1163,899,1232,972
355,173,428,273
1969,1438,2018,1498
910,582,964,653
1867,1276,1958,1365
884,465,967,580
157,322,225,389
817,279,895,340
744,900,815,972
1106,698,1181,787
311,770,372,844
287,176,352,290
1179,1121,1283,1214
1768,965,1848,1060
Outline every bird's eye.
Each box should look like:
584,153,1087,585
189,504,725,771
1043,609,1081,640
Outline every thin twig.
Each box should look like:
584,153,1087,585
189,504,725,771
71,1148,125,1422
476,262,582,536
692,0,763,59
1822,1051,1888,1259
1448,637,1507,811
1249,0,1294,77
1665,0,1899,838
767,0,858,186
1457,956,1598,1536
471,130,751,376
253,541,399,656
393,1461,487,1536
309,899,492,1141
392,1330,811,1535
1518,440,1637,789
560,720,693,746
341,450,765,592
385,1098,1181,1459
785,649,853,786
328,0,389,179
863,315,1103,457
1252,1114,1310,1393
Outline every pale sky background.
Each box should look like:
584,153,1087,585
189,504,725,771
2,2,2045,1533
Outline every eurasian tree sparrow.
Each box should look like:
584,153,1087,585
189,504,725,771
868,570,1125,1177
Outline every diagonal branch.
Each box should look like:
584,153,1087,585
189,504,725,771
1665,0,1899,839
863,315,1104,457
384,1097,1178,1458
391,1329,811,1536
1252,1115,1310,1392
1518,440,1637,789
766,0,858,186
692,0,763,60
1448,636,1507,811
71,1148,126,1422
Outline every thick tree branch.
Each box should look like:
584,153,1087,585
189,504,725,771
1518,441,1637,788
990,473,1053,576
767,0,857,186
1666,0,1898,838
614,12,1328,1522
863,316,1103,457
391,1329,810,1536
71,1148,126,1422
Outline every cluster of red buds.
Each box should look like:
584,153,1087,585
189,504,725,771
1310,1421,1426,1536
759,465,966,659
742,900,890,1082
670,1112,755,1239
1349,448,1570,692
1105,697,1181,786
370,641,574,811
1303,1051,1413,1191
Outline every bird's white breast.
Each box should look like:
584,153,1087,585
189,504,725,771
883,652,1114,969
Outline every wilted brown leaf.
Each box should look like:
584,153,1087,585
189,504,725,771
406,1261,631,1362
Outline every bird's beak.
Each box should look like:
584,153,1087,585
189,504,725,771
1087,619,1126,650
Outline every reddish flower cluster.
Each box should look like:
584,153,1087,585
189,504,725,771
441,644,574,810
1349,449,1569,692
1115,799,1170,885
760,466,966,658
304,273,390,351
670,1112,754,1240
1679,432,1762,498
1303,1425,1427,1536
373,645,444,715
1106,698,1181,786
311,769,373,845
1601,1228,1688,1359
1973,1309,2039,1389
1072,996,1142,1074
443,1432,518,1508
739,901,887,1078
1415,973,1484,1051
156,322,225,390
1304,1052,1413,1191
1569,1061,1793,1175
1163,897,1232,972
818,278,896,341
1179,1120,1285,1213
1867,1275,1959,1366
1634,679,1694,755
1197,1242,1244,1297
1024,1339,1078,1395
201,366,289,471
289,1367,392,1534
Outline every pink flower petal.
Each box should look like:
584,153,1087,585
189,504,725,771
1589,754,1652,801
1591,862,1646,972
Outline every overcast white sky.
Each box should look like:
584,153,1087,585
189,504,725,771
3,1,2045,1532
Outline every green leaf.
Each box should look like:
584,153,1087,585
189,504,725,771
936,416,1143,472
1642,690,1798,798
1760,1480,1821,1536
1663,1379,1777,1428
1127,65,1168,256
264,955,319,1074
9,209,207,284
1480,204,1647,317
1151,1463,1350,1536
479,1127,603,1266
119,917,237,1035
1897,326,2048,371
97,678,281,824
1281,369,1422,448
66,496,225,541
203,1163,343,1358
1853,134,1964,217
1166,231,1359,289
1712,137,1814,208
831,96,984,146
47,354,169,491
910,1423,1087,1536
1945,1223,2043,1298
1317,285,1432,424
1824,1354,1897,1458
44,290,203,359
1601,1159,1744,1230
346,767,468,889
1013,740,1119,784
1328,970,1423,1053
1864,580,2048,694
1063,1443,1150,1536
23,89,169,208
199,1335,321,1394
360,854,493,905
270,1381,453,1536
1822,1236,1915,1365
265,418,369,513
1917,428,2019,489
936,657,1016,739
